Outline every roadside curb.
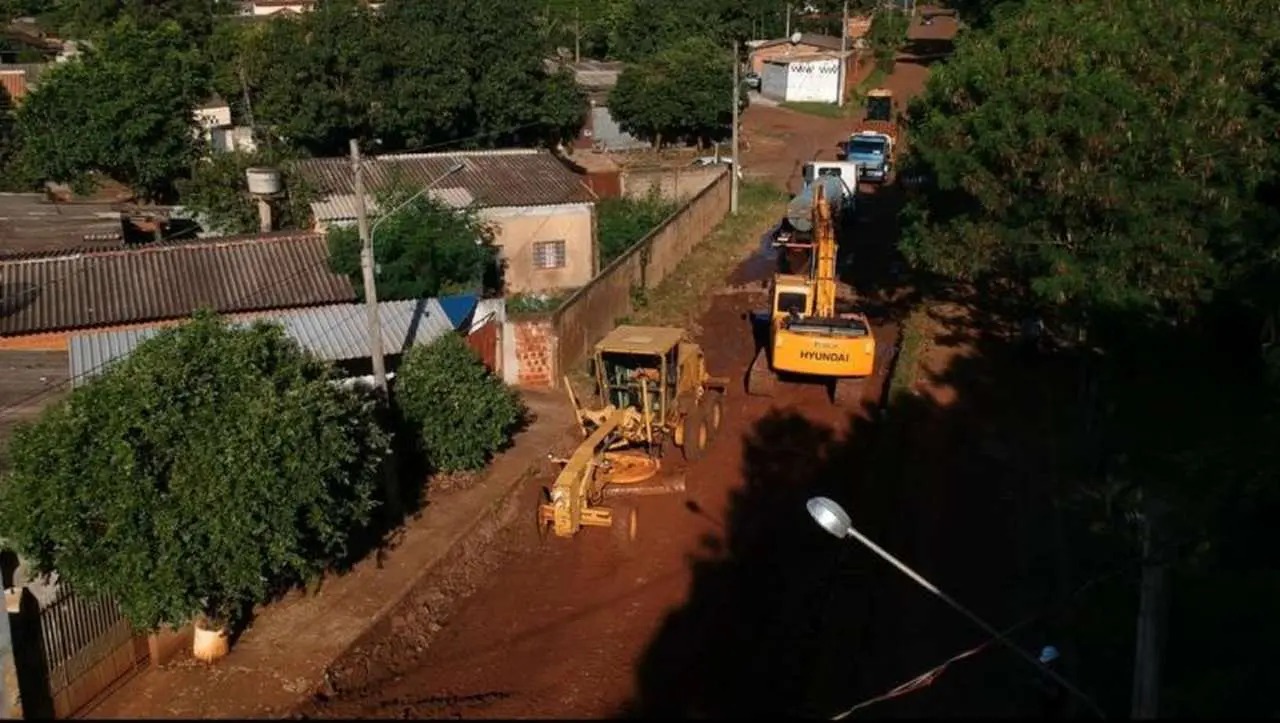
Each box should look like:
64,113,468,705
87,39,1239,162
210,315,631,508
300,416,580,711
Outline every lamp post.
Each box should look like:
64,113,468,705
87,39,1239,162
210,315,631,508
369,161,466,240
805,496,1105,718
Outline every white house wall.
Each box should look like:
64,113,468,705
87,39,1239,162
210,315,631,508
785,59,841,104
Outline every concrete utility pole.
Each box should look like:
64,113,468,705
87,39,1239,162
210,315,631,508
731,38,741,215
838,0,849,107
350,138,388,393
1131,496,1170,719
785,2,791,38
574,2,581,64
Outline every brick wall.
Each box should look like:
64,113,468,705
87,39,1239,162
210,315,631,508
509,316,557,388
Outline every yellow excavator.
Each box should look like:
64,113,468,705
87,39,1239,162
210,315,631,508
747,182,876,404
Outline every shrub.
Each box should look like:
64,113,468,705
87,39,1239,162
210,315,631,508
0,312,389,631
395,333,526,472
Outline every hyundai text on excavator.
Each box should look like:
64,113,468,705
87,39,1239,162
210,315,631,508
747,182,876,405
538,325,728,543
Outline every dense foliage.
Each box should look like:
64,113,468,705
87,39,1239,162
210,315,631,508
176,149,315,235
13,18,207,200
0,313,389,630
900,0,1277,322
326,185,499,301
395,333,525,472
597,191,677,266
899,0,1280,714
610,37,736,149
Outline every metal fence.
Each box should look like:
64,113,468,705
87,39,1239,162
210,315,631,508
32,582,146,716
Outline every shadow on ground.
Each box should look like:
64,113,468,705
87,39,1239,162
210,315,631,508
615,302,1117,719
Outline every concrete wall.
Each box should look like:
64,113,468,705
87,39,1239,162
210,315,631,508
549,168,731,382
481,203,595,294
784,58,842,103
620,166,723,202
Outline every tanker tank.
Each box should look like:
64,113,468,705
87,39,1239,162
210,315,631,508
786,175,850,233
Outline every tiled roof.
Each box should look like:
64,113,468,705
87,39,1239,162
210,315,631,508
753,33,846,52
292,149,595,220
0,232,357,336
68,297,457,386
0,194,125,255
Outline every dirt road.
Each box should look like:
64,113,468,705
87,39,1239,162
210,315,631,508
296,14,1062,719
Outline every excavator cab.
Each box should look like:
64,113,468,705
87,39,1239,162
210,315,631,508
865,89,893,122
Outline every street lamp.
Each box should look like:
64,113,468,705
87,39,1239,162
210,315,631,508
805,496,1104,718
369,161,466,239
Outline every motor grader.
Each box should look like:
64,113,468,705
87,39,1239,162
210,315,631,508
538,325,729,542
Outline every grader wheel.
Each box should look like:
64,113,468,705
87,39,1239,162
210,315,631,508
681,408,709,462
704,391,724,438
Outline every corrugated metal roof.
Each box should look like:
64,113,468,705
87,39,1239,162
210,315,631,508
0,193,125,255
309,187,477,223
292,149,594,216
67,298,456,386
0,232,356,336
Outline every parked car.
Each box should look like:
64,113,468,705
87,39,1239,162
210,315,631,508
744,72,761,90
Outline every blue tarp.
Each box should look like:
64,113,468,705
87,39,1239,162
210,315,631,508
437,292,479,330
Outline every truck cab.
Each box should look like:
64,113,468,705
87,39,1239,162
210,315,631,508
845,131,894,183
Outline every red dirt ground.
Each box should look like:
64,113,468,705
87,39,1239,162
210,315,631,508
291,13,1045,722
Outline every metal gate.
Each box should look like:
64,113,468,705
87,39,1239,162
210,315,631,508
466,320,500,374
18,583,148,718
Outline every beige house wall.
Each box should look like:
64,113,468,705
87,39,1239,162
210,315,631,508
480,203,595,295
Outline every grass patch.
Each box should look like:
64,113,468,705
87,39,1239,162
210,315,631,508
626,181,788,330
779,100,855,119
887,304,931,403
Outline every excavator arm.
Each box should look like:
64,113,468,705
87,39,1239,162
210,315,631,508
813,183,839,318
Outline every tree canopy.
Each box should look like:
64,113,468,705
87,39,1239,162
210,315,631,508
899,0,1278,322
0,312,389,630
326,183,499,301
175,149,316,235
13,18,208,200
395,333,525,473
609,37,736,149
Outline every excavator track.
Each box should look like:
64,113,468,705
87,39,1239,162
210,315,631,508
746,348,777,397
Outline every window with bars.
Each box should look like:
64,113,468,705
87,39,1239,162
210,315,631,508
532,240,567,270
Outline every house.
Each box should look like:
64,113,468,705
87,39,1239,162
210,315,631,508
0,193,128,255
759,51,852,105
748,33,848,75
545,59,649,152
66,297,463,388
292,149,599,294
192,96,257,154
0,231,358,468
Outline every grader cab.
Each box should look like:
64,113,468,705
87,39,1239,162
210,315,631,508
538,325,729,542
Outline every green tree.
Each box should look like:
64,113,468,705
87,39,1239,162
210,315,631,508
395,333,525,472
898,0,1276,323
326,183,499,301
597,191,676,266
609,37,734,148
176,150,316,235
376,0,586,151
236,0,385,156
13,19,209,200
0,312,388,631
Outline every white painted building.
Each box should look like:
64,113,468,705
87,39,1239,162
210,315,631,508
760,53,844,104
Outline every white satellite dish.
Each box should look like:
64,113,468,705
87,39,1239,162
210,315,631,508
790,31,803,44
